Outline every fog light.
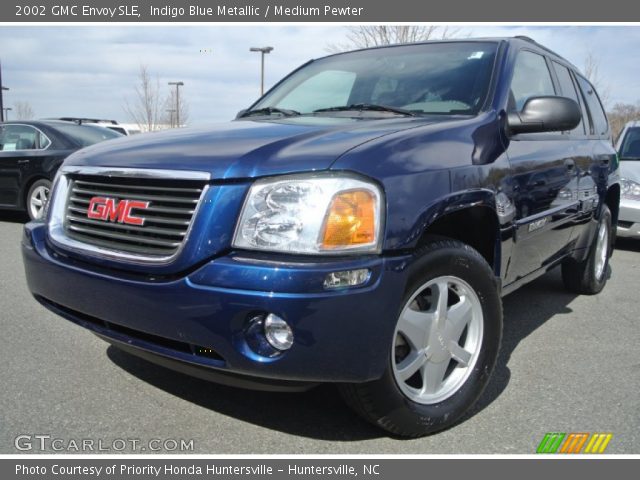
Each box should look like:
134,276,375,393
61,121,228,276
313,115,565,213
323,268,370,289
264,314,294,351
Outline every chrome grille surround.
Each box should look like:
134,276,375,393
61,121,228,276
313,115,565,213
48,166,211,265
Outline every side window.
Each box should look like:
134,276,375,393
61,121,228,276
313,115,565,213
509,51,556,112
38,131,51,149
575,75,608,137
552,62,585,135
0,125,40,151
275,70,356,113
0,125,19,151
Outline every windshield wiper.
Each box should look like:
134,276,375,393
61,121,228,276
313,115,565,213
620,156,640,161
240,107,300,118
313,103,417,117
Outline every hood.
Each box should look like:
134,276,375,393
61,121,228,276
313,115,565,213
64,116,434,179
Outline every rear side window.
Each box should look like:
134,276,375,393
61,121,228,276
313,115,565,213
552,62,585,135
38,131,51,149
509,51,555,112
575,75,608,137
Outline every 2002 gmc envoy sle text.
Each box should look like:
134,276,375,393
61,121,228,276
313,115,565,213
22,37,620,437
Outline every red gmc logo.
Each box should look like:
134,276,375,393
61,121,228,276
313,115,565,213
87,197,149,226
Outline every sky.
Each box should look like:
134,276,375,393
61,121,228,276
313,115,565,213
0,25,639,126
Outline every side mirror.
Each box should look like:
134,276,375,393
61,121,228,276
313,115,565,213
508,96,581,135
235,109,248,119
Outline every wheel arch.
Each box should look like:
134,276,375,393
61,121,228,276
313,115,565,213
415,190,502,276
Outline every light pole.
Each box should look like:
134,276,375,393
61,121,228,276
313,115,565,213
166,109,176,128
0,88,7,122
0,58,8,122
2,107,11,121
249,46,273,96
168,81,184,128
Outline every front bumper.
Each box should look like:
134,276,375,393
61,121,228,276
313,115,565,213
617,198,640,238
22,222,411,387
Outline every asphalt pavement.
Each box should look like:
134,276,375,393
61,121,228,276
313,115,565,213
1,211,638,454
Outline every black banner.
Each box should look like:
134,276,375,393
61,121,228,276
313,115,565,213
4,459,639,479
2,0,640,22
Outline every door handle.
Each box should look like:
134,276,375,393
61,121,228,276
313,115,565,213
17,159,30,165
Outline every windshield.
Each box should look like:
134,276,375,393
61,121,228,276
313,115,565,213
252,42,498,116
619,127,640,160
54,123,123,147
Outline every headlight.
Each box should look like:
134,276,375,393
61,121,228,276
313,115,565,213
621,178,640,201
233,174,383,254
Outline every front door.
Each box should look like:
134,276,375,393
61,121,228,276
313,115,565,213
505,50,581,283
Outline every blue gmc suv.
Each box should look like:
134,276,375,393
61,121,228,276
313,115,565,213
22,37,620,437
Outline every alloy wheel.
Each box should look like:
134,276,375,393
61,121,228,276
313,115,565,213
594,221,609,281
29,185,50,220
392,275,484,404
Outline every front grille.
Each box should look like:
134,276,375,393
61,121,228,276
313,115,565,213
63,173,207,258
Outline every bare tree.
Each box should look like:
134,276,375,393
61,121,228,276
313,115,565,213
123,65,163,132
607,102,640,143
327,26,464,52
161,89,189,128
583,52,611,108
13,101,35,120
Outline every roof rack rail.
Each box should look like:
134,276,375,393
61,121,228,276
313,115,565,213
56,117,119,125
512,35,571,65
514,35,538,44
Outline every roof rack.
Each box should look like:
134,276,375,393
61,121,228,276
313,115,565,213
55,117,119,125
514,35,538,44
514,35,564,57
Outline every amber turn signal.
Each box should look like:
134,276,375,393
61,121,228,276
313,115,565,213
321,190,377,249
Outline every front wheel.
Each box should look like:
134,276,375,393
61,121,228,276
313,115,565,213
339,238,502,437
26,179,52,221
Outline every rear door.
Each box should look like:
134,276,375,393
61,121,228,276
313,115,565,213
505,50,582,283
572,75,613,236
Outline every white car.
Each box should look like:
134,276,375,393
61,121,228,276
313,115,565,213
53,118,141,136
615,121,640,238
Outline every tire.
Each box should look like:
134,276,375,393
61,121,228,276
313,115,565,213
26,179,52,221
339,238,503,437
561,205,612,295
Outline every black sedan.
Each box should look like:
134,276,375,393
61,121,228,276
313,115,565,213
0,120,122,220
